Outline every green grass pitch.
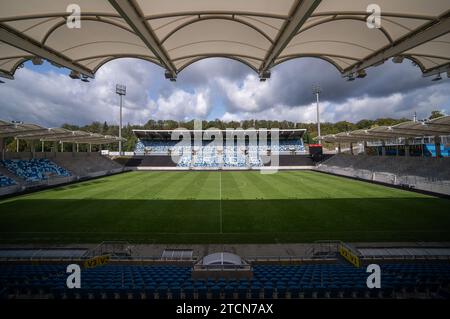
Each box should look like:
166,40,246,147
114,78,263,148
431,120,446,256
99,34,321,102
0,170,449,244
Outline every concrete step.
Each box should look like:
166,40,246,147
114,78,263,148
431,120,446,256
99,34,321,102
0,165,25,186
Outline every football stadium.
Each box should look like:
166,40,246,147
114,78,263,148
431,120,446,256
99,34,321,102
0,0,450,311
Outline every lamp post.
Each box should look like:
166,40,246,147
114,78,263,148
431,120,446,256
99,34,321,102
116,84,126,155
312,85,322,144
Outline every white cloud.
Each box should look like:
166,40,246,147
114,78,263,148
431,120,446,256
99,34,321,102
219,87,450,124
148,88,211,120
1,57,449,127
217,74,272,112
0,59,213,126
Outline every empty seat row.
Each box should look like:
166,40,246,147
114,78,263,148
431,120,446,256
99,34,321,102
0,174,16,187
1,262,449,299
0,159,70,182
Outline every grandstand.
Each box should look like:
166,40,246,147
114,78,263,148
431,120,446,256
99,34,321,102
317,116,450,195
132,129,308,169
1,0,450,305
0,120,124,196
316,154,450,192
1,242,450,300
0,159,70,182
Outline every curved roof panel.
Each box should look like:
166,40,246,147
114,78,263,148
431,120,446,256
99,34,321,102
1,0,449,80
321,116,450,143
0,119,124,144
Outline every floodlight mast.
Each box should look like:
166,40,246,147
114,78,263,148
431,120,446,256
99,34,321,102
312,85,322,144
115,84,126,155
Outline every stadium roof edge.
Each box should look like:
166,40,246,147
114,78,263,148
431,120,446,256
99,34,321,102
132,129,307,132
320,115,450,143
0,119,123,144
1,1,449,81
133,128,306,139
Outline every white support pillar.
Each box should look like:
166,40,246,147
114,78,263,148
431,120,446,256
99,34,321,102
61,141,64,153
76,143,79,153
89,144,92,152
41,141,44,152
16,139,19,152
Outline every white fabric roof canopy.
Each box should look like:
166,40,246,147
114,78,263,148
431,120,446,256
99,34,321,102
0,120,124,144
321,115,450,143
0,0,449,80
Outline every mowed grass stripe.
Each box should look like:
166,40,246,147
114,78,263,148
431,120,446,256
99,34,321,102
0,170,449,243
48,171,160,200
297,170,425,198
221,172,244,200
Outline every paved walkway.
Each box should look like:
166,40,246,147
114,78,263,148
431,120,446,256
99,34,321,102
1,242,449,259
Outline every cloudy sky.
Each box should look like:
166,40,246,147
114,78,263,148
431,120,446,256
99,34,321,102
0,56,449,127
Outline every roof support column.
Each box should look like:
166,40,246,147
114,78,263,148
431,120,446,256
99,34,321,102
343,17,450,76
404,139,409,157
108,0,177,78
41,141,44,153
30,140,35,158
0,138,4,161
0,25,94,78
381,141,386,156
350,142,354,155
89,144,92,153
259,0,322,74
435,136,441,158
1,138,4,161
61,141,64,153
16,139,19,153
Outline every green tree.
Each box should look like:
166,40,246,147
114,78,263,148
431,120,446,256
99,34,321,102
429,110,444,120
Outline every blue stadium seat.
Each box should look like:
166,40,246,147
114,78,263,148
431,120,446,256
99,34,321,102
2,262,450,300
134,138,305,167
0,174,16,187
0,159,70,182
